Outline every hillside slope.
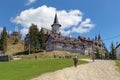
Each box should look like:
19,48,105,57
6,40,24,55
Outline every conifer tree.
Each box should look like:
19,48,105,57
105,51,109,59
95,47,100,59
29,24,39,53
39,28,49,50
110,42,116,60
0,27,7,53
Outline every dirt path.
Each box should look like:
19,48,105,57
32,59,120,80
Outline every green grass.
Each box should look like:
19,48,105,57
115,60,120,72
0,59,88,80
77,55,91,59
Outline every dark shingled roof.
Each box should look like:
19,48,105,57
116,43,120,49
48,33,93,45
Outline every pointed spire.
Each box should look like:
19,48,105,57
53,13,59,24
98,34,101,40
51,13,61,27
95,36,97,40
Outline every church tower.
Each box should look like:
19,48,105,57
51,13,61,34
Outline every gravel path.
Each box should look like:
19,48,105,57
32,59,120,80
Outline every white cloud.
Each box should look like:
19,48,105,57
12,5,95,36
25,0,37,6
20,28,29,37
0,27,3,33
72,18,95,34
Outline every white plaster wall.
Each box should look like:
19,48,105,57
116,46,120,60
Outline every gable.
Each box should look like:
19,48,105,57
46,36,52,45
116,44,120,49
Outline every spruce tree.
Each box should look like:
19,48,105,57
110,42,116,60
0,27,7,53
39,28,49,50
105,51,109,59
95,47,100,59
29,24,39,53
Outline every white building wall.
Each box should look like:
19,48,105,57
46,44,54,51
46,37,54,51
84,45,92,55
52,25,60,34
116,46,120,60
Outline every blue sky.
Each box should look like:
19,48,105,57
0,0,120,51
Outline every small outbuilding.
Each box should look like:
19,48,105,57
116,44,120,60
0,51,11,61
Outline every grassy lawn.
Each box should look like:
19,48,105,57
115,60,120,72
0,59,88,80
77,55,91,59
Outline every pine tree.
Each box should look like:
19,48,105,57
0,27,7,53
105,51,109,59
29,24,39,53
95,47,100,59
110,42,116,60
